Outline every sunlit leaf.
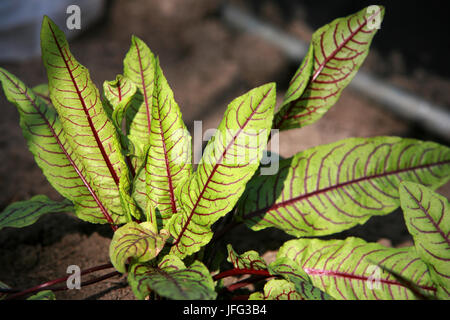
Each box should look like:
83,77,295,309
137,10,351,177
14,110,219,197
400,181,450,298
40,16,129,224
109,221,169,273
238,137,450,237
278,237,437,299
168,83,276,258
274,6,384,130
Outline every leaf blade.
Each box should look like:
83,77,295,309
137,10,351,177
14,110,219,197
109,222,169,273
0,68,120,225
400,181,450,298
0,195,73,230
40,16,128,223
146,58,192,228
278,237,437,300
168,83,276,258
274,6,384,130
124,35,156,170
128,256,217,300
238,137,450,237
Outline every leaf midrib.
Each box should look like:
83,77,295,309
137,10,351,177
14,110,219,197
155,90,178,215
404,185,450,247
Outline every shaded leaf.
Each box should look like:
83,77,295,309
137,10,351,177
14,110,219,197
400,181,450,298
0,281,11,300
238,137,450,237
128,255,216,300
0,195,73,230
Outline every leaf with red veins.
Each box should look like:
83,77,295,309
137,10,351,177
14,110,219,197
0,67,121,225
128,255,216,300
227,244,267,271
168,83,276,258
40,16,128,223
400,182,450,299
124,35,156,171
109,221,169,273
237,137,450,238
145,58,192,229
278,237,438,300
274,6,385,130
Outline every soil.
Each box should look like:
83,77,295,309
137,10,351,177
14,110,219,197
0,0,449,300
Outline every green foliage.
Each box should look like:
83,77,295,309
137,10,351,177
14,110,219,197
1,6,449,300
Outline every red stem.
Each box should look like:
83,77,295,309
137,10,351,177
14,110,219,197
213,268,271,281
5,263,115,300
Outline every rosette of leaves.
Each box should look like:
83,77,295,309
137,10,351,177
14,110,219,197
0,5,449,300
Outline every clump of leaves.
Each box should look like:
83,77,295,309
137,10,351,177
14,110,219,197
1,6,449,300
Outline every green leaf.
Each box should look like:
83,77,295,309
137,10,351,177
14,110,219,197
103,74,137,149
274,6,384,130
109,221,169,273
227,244,267,271
132,162,151,220
249,279,303,300
145,58,192,228
168,83,276,258
0,68,121,225
278,44,314,111
0,195,73,230
400,182,450,298
278,237,437,300
226,245,332,300
128,255,217,300
237,137,450,237
123,35,157,170
268,257,333,300
32,83,51,104
40,16,129,224
27,290,56,300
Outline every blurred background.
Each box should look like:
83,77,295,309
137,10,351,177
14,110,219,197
0,0,449,299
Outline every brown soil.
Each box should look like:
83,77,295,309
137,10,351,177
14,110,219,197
0,0,448,299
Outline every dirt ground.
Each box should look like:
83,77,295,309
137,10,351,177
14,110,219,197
0,0,449,299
